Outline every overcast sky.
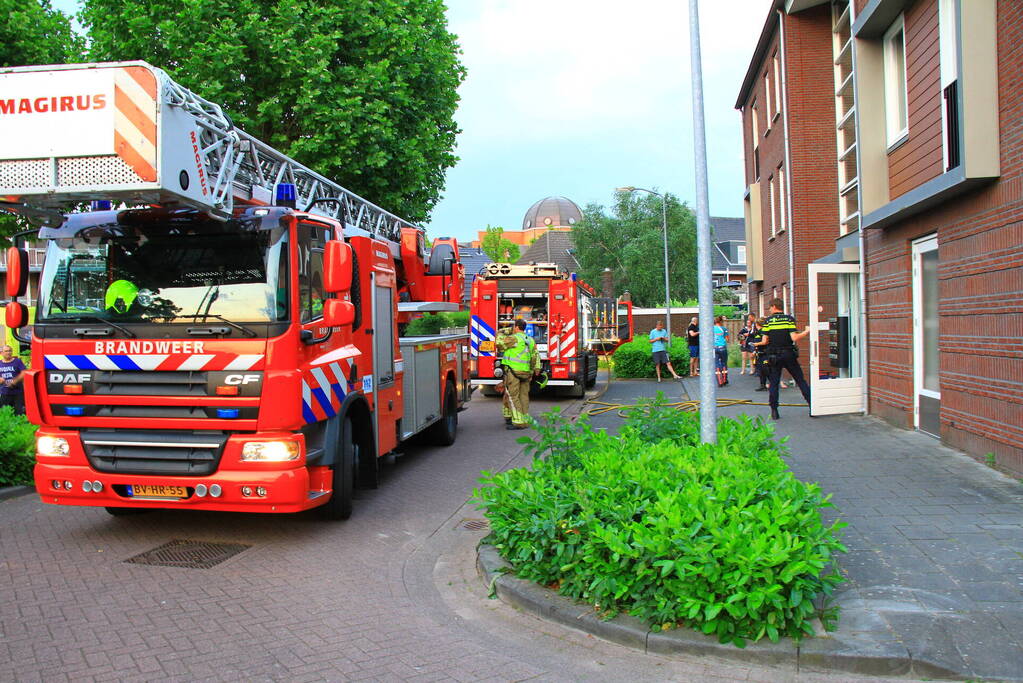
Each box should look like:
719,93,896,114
430,0,768,241
52,0,768,242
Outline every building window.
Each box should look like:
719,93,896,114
939,0,960,171
736,245,746,265
759,291,765,316
883,15,908,147
751,98,760,180
768,174,776,237
782,284,788,312
772,52,781,119
765,71,773,124
777,165,787,232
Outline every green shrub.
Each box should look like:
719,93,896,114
0,407,36,487
403,311,470,336
613,336,689,378
476,399,846,647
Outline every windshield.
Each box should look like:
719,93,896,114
37,224,289,324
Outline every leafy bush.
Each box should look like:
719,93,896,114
476,400,846,647
0,407,36,487
403,311,470,336
613,336,690,378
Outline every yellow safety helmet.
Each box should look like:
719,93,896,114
105,279,139,314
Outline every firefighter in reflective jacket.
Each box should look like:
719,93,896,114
496,319,541,429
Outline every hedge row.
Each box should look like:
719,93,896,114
0,407,36,487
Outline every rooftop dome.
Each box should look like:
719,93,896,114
522,196,583,230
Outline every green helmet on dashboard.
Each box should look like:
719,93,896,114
105,279,139,314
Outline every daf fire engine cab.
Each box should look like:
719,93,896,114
1,61,469,520
468,262,632,397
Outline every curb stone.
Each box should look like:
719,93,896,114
476,543,964,679
0,486,33,502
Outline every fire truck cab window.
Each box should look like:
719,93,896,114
298,223,329,323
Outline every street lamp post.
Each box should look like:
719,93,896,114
616,186,671,337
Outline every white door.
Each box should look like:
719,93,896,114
912,235,940,435
808,263,864,416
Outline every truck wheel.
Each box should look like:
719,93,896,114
428,380,458,446
319,416,355,520
569,357,587,398
104,507,149,516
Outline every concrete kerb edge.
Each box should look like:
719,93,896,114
476,543,964,679
0,486,33,502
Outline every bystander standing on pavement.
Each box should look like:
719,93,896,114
649,320,680,382
713,315,730,386
686,316,700,376
0,345,26,415
739,313,757,375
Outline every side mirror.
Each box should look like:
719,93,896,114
324,240,352,293
322,299,355,328
6,246,29,298
5,301,28,329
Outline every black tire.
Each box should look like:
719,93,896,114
319,416,355,520
569,357,587,398
104,507,148,516
427,381,458,446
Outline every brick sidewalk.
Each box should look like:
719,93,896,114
583,373,1023,679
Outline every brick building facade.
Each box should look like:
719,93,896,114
738,0,1022,475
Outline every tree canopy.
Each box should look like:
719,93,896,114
479,225,520,263
571,192,697,307
0,0,84,239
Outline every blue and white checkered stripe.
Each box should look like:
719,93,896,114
469,315,496,357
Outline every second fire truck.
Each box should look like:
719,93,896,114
468,262,632,397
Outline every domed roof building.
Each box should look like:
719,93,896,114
521,196,583,230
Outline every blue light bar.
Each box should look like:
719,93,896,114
216,408,240,419
570,272,578,281
65,406,85,416
90,200,112,211
275,183,297,208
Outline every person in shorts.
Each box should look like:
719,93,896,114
686,316,700,376
649,320,680,382
0,345,27,415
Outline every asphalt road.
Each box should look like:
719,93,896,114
1,387,903,682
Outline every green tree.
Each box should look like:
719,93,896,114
571,191,697,307
480,225,520,263
0,0,85,239
81,0,465,224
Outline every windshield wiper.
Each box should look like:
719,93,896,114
175,314,259,338
62,315,138,339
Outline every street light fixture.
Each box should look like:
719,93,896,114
616,186,672,337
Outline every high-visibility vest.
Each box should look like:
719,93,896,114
501,332,532,372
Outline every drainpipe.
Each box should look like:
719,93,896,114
778,9,797,315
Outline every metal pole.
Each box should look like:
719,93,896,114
661,194,671,337
689,0,717,443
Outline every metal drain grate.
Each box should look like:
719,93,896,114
460,518,490,531
125,539,251,569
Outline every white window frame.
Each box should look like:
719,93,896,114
768,174,776,238
938,0,959,170
751,98,760,146
782,284,788,313
778,165,787,233
765,71,774,125
772,52,782,120
758,291,765,316
883,15,909,148
736,245,747,265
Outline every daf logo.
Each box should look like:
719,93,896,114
224,374,261,385
50,372,92,384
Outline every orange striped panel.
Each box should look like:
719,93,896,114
113,66,158,182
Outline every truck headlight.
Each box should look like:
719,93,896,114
37,436,70,457
240,441,300,462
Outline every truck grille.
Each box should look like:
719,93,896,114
81,429,229,476
92,371,208,396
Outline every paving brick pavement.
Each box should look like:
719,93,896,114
582,373,1023,680
1,388,895,682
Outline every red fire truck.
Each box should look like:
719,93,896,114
1,61,469,519
468,262,632,397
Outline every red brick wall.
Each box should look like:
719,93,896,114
865,0,1023,474
888,0,944,198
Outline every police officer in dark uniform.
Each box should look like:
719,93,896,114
755,297,812,420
